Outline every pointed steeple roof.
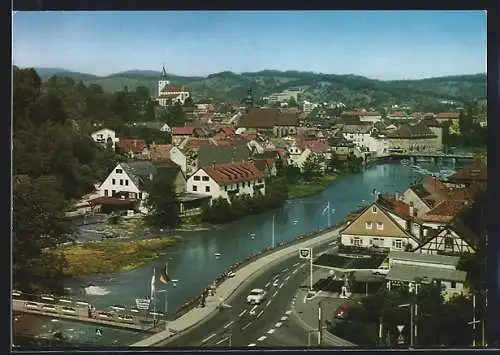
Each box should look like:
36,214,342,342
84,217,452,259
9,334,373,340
161,65,167,79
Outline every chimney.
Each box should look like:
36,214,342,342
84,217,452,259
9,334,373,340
395,192,400,201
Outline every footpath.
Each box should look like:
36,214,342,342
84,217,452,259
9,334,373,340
131,226,343,346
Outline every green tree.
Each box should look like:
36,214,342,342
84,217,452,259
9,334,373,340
183,96,195,107
287,96,298,107
301,153,323,181
144,167,181,228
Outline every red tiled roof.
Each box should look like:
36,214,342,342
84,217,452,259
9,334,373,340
172,126,195,136
220,127,235,135
238,108,280,128
158,92,182,99
200,162,264,185
150,144,173,162
379,194,411,218
358,111,381,116
436,112,460,119
89,196,136,206
420,200,468,223
302,140,330,153
275,113,299,126
389,111,406,117
161,84,185,93
118,139,147,153
184,138,214,149
241,132,258,141
422,176,448,197
449,157,487,182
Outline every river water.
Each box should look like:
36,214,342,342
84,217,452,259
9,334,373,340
16,160,466,346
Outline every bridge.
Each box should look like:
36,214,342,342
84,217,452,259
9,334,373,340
12,292,168,333
390,152,475,163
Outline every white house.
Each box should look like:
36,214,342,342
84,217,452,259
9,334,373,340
186,162,266,204
359,111,382,123
385,250,468,300
97,161,156,213
286,142,312,170
90,128,120,150
150,144,187,175
157,65,190,106
134,121,172,133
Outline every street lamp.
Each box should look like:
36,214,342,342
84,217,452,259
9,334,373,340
397,303,414,348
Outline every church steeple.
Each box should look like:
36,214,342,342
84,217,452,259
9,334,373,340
245,86,254,113
158,64,170,97
161,64,167,80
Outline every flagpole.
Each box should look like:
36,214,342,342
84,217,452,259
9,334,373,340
165,288,168,331
272,213,275,248
327,201,331,228
153,268,156,327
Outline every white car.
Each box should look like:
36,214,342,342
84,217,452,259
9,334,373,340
372,267,390,275
247,289,266,305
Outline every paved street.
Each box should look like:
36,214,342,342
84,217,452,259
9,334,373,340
163,238,340,347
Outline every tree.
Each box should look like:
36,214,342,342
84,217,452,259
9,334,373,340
327,151,340,172
301,153,323,181
183,96,195,107
144,167,181,228
287,96,298,107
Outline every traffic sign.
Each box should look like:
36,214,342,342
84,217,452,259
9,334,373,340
96,328,103,336
397,334,405,345
135,298,151,310
397,325,405,333
299,248,311,259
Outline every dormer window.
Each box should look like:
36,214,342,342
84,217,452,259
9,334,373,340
372,206,378,213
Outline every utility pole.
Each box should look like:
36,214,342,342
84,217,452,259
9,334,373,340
318,301,323,345
410,304,414,348
309,248,314,291
473,292,476,347
378,316,383,346
272,213,275,248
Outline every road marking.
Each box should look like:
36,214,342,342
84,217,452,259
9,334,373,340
248,343,256,347
281,316,287,321
256,310,264,318
239,309,247,317
285,276,291,281
201,333,216,343
273,274,280,280
267,329,276,334
292,268,298,274
285,310,292,315
272,291,278,298
216,337,230,345
242,322,252,330
293,262,300,267
279,283,284,289
275,322,282,327
223,321,234,329
265,281,270,287
249,305,258,315
257,336,267,341
281,268,289,273
265,300,271,307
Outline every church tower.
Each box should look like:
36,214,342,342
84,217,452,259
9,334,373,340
245,86,254,113
158,65,170,97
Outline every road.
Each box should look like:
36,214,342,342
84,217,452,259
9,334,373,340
164,239,340,347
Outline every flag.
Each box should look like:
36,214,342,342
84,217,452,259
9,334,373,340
160,263,170,284
322,202,329,215
150,268,156,300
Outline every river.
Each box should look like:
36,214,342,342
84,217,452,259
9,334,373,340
16,160,466,346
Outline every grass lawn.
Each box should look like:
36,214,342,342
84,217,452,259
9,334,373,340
58,236,181,276
288,175,338,199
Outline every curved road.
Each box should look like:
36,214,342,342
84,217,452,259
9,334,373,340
163,239,340,347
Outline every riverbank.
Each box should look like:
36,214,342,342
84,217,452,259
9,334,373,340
59,237,181,276
288,174,339,199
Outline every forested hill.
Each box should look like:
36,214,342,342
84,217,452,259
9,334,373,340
34,67,486,109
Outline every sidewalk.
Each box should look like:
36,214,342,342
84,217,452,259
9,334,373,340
132,226,342,346
290,271,356,347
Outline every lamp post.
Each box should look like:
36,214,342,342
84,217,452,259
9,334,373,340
397,303,414,348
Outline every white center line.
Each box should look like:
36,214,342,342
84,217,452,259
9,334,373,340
272,291,278,297
201,333,216,343
285,310,292,315
292,269,298,274
275,322,282,327
216,337,230,345
279,283,284,289
248,343,256,347
257,336,267,342
256,310,264,318
239,309,247,317
267,329,276,334
265,300,271,307
282,268,289,273
242,322,252,330
285,276,291,281
265,281,270,287
281,316,288,321
223,321,234,329
293,262,300,267
249,305,258,315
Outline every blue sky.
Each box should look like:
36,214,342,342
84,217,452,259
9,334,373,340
12,11,486,80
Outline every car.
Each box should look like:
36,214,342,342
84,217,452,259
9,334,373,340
372,267,390,276
334,304,348,319
247,289,266,305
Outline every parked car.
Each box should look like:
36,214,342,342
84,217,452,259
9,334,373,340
334,304,348,319
372,266,390,275
247,289,266,305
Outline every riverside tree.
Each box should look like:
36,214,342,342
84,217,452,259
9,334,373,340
144,167,181,229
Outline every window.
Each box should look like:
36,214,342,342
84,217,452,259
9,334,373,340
104,189,108,196
450,281,457,289
205,186,210,193
392,240,403,249
112,190,116,196
372,206,377,213
112,178,116,185
116,169,122,174
365,221,373,229
193,186,197,191
377,222,384,230
353,237,362,246
125,180,129,186
248,181,251,187
444,236,454,248
236,183,239,188
202,176,209,181
120,179,123,186
194,176,201,181
258,179,263,184
139,192,143,199
224,186,227,191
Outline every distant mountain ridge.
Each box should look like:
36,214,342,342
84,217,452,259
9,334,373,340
31,66,487,107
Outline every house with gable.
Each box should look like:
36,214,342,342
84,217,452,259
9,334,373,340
118,139,150,160
134,121,171,133
149,144,187,175
401,176,450,218
90,128,120,150
97,161,157,213
185,162,265,204
413,218,478,255
339,200,420,251
172,126,195,146
286,140,312,170
445,157,487,189
196,143,251,173
156,65,190,106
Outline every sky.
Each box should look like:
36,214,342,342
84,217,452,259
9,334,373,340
12,11,486,80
